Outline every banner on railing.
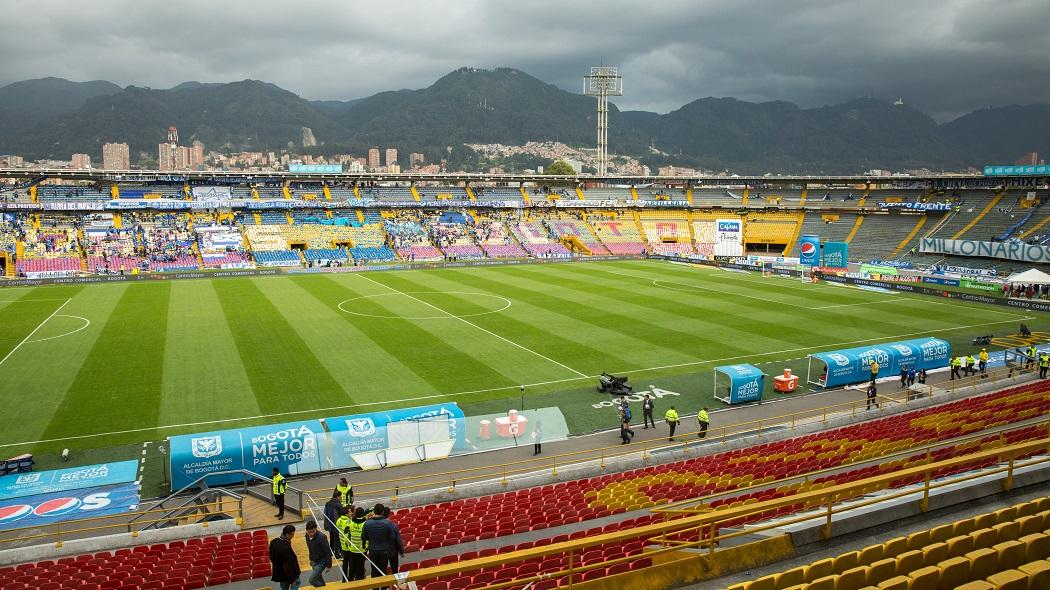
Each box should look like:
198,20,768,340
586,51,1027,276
877,202,952,211
921,238,1050,263
168,403,465,489
0,482,140,531
0,460,139,501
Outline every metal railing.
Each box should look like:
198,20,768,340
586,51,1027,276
305,365,1036,501
323,436,1050,590
139,469,306,521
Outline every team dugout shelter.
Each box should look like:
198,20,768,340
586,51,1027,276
807,337,952,389
714,364,766,405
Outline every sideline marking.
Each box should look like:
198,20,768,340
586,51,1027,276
337,291,511,320
0,315,1025,449
25,315,91,343
356,273,587,377
0,299,71,368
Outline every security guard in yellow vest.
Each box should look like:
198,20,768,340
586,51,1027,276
271,468,287,519
697,407,710,440
1040,353,1049,379
341,507,369,581
964,354,976,377
950,356,962,380
664,406,680,441
869,360,879,383
1027,345,1038,370
978,348,989,377
336,477,353,507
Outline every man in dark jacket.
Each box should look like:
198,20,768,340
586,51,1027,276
323,490,343,559
305,520,332,587
269,524,302,590
361,504,405,587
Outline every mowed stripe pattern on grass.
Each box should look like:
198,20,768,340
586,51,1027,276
0,259,1036,453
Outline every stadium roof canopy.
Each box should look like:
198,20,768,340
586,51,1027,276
1006,268,1050,284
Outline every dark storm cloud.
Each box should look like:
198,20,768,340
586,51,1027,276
1,0,1047,121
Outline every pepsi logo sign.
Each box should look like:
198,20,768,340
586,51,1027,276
800,242,817,256
0,492,113,525
0,504,32,524
34,497,82,517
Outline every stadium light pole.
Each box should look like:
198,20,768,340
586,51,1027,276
583,67,623,177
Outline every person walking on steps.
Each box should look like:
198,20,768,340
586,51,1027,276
269,524,302,590
272,468,287,520
866,383,879,410
979,348,989,377
950,356,962,380
907,366,917,387
323,491,343,560
899,366,908,389
697,407,710,439
1040,353,1050,379
305,520,332,587
1027,345,1038,370
642,393,655,429
620,419,633,445
665,406,680,441
965,353,976,377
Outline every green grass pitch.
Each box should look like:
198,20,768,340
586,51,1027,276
0,259,1043,460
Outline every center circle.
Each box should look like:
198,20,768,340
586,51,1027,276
337,291,513,320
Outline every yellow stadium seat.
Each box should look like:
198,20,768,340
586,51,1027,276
952,582,993,590
994,540,1027,571
967,548,1000,580
875,576,910,589
894,550,924,577
929,524,955,544
808,574,838,590
866,559,897,586
1018,532,1050,562
948,535,977,558
883,537,909,559
806,559,836,582
1016,501,1039,518
921,542,949,567
907,530,931,551
725,583,750,590
973,528,1000,550
749,578,776,590
993,521,1021,543
985,569,1027,590
859,545,885,566
905,565,939,590
1017,559,1050,589
994,507,1019,525
774,567,806,589
1015,515,1043,537
975,513,997,531
836,566,868,590
937,556,972,589
954,517,978,537
834,551,861,574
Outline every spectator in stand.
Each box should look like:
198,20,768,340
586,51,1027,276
361,503,404,587
305,520,332,587
269,524,302,590
323,491,343,559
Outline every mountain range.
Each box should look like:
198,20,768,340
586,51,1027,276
0,68,1047,174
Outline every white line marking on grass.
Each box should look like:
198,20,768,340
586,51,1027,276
638,275,810,309
0,298,70,368
356,273,587,377
0,315,1025,450
0,298,78,303
337,292,511,320
25,315,90,343
813,299,906,310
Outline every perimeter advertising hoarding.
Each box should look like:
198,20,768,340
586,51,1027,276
0,483,141,531
799,235,820,266
810,337,951,388
0,460,139,501
168,403,464,489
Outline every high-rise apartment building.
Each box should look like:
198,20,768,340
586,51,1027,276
385,148,398,167
367,148,381,169
102,142,130,170
70,153,92,169
158,143,177,171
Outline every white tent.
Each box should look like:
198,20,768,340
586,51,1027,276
1006,268,1050,284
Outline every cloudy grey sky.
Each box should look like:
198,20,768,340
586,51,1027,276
2,0,1048,121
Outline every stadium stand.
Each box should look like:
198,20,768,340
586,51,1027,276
639,210,694,255
511,220,572,257
0,530,271,590
591,215,647,256
731,495,1050,590
473,216,527,258
543,215,609,255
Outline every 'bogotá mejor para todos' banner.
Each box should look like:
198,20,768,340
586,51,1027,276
168,403,465,490
921,238,1050,264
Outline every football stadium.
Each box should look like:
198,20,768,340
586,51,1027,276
3,169,1050,590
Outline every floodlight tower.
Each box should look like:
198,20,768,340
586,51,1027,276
583,67,623,176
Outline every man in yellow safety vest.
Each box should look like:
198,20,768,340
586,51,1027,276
665,406,680,441
272,468,287,520
341,506,369,581
336,477,353,507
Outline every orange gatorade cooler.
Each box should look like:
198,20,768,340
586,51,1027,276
774,368,799,393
